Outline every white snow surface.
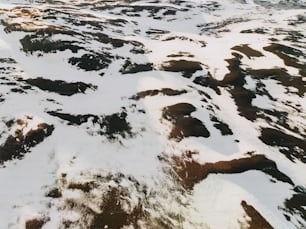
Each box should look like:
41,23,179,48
0,0,305,228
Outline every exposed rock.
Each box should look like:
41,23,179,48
68,52,113,71
221,53,245,86
46,188,62,198
259,128,306,163
160,60,202,77
48,111,133,140
0,119,54,164
20,34,82,54
68,182,95,193
58,173,181,229
26,217,49,229
230,87,257,121
162,103,210,141
172,152,293,189
281,186,306,228
102,112,133,139
193,73,221,95
249,68,305,97
47,111,95,125
167,52,195,58
120,60,153,74
263,43,305,75
231,44,264,59
241,200,273,229
199,17,248,34
130,88,187,100
25,77,97,96
240,28,268,34
210,115,233,135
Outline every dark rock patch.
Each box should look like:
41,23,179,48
201,54,303,124
146,29,170,35
0,96,5,103
68,182,96,193
160,59,202,77
172,152,293,189
169,117,210,141
25,77,97,96
263,42,306,77
105,18,129,27
46,187,62,198
284,31,305,43
20,34,82,54
162,103,196,121
102,112,133,140
10,88,26,93
197,89,212,100
47,111,95,125
163,9,177,15
193,73,221,95
89,187,146,229
273,29,305,43
231,44,264,59
120,60,153,74
89,32,128,48
162,103,210,141
263,43,305,71
58,170,193,227
241,200,273,229
89,33,146,53
249,68,305,97
0,58,17,64
253,0,306,9
259,128,306,163
240,28,268,34
60,174,154,229
130,43,147,54
163,36,206,47
196,55,249,120
288,14,306,26
48,111,132,140
281,186,306,228
130,88,187,100
221,53,245,86
210,115,233,135
199,18,247,34
68,52,113,71
167,52,195,58
0,121,54,164
26,217,49,229
199,1,221,11
0,66,18,75
113,4,178,18
2,82,17,86
230,87,257,121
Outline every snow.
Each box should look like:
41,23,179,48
0,0,305,228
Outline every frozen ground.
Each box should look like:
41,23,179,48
0,0,305,228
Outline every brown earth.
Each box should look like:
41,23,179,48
232,44,264,59
0,120,54,164
172,152,293,189
162,103,210,141
241,200,273,229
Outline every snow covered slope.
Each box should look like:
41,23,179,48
0,0,305,228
